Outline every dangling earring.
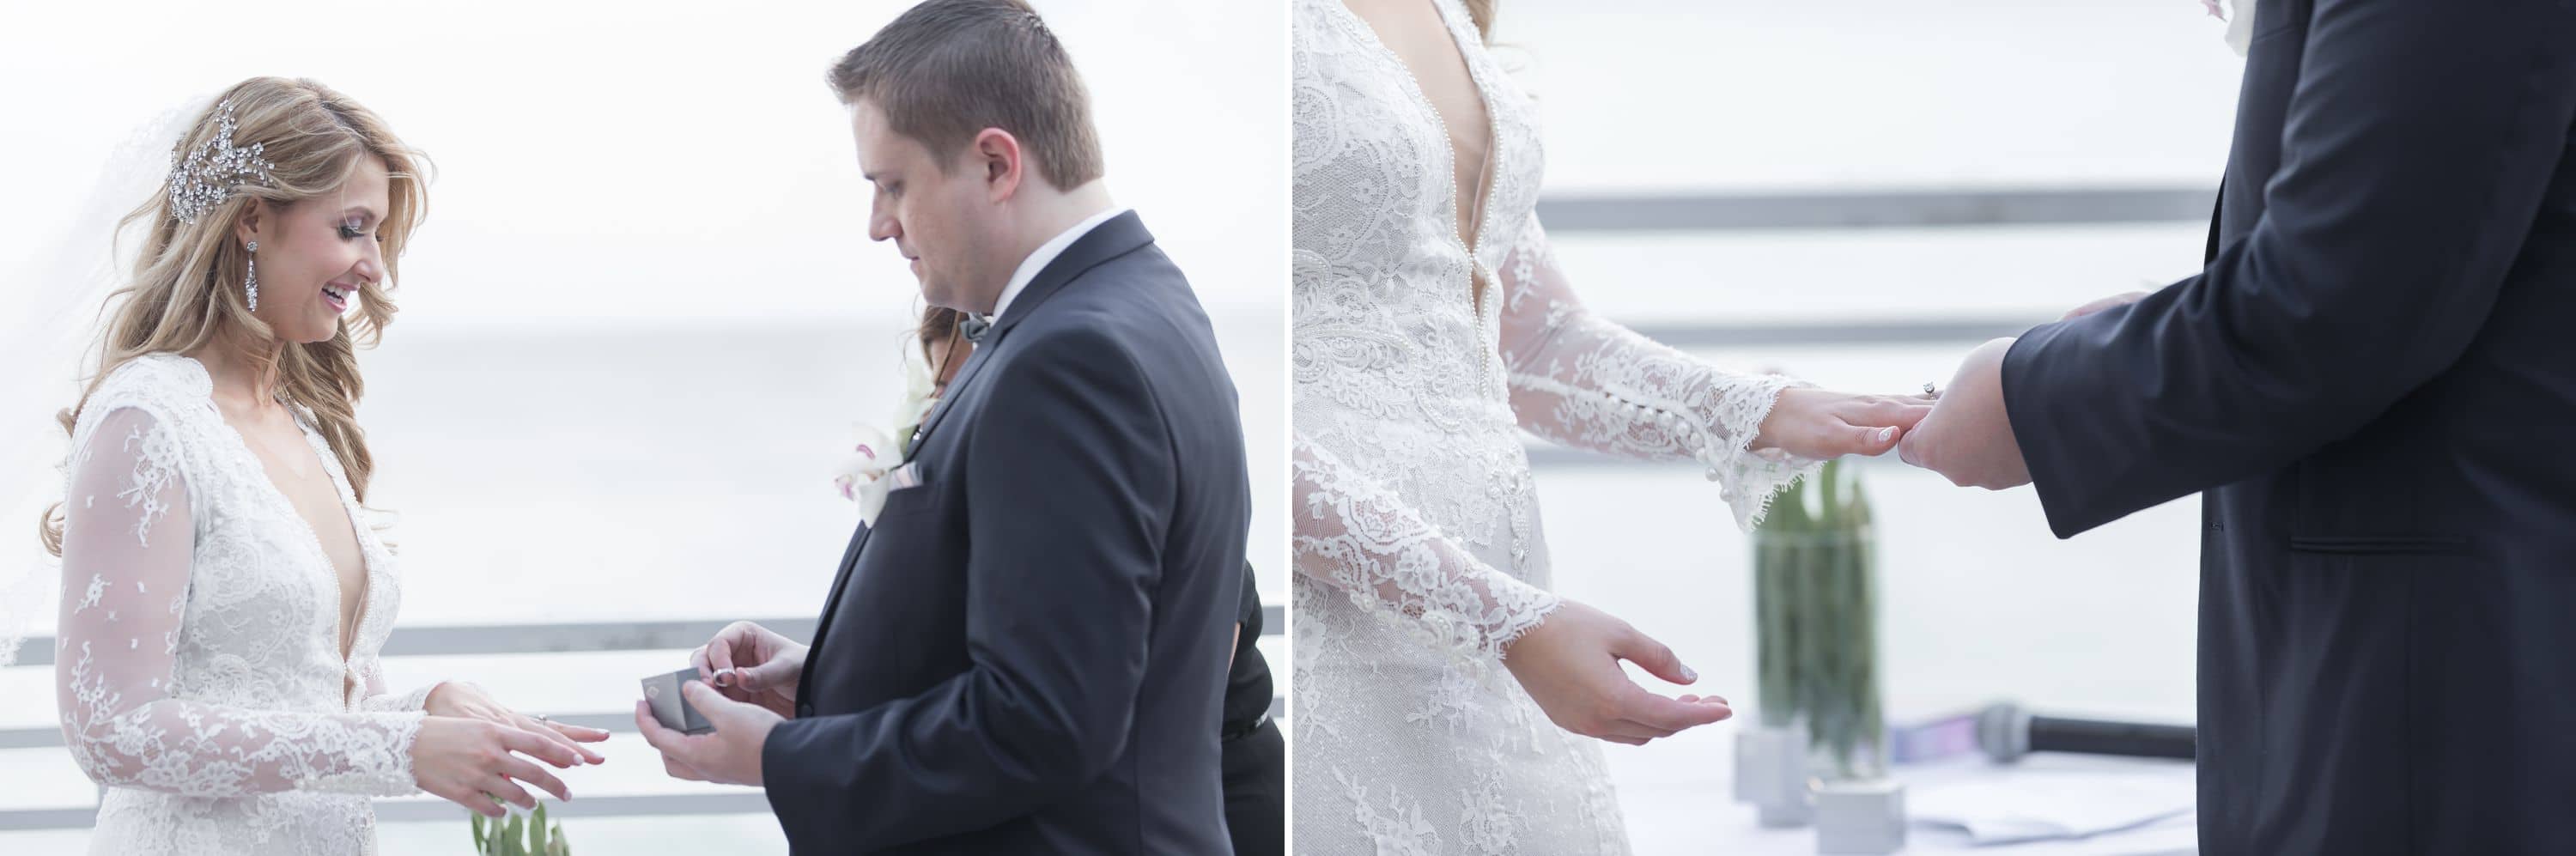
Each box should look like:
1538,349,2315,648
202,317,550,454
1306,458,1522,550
244,240,259,312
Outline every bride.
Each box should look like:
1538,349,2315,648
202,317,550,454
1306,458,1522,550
1292,0,1931,851
35,77,607,854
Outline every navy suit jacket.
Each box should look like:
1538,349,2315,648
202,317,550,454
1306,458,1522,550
762,212,1249,854
2002,3,2576,853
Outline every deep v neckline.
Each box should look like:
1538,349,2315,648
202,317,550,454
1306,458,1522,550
1334,0,1504,300
177,355,376,671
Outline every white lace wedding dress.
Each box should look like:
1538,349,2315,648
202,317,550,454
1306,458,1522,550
1291,0,1821,851
52,354,439,855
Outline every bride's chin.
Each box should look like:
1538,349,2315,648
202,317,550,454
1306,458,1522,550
276,318,337,345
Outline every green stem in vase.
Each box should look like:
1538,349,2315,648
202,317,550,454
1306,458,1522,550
1750,459,1886,782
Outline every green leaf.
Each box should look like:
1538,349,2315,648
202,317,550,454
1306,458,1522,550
549,826,570,856
471,812,487,852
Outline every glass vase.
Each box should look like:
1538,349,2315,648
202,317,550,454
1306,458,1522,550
1751,458,1887,783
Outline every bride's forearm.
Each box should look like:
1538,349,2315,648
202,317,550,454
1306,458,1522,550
64,697,426,797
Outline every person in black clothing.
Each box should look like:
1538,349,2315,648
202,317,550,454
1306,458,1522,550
1224,562,1282,856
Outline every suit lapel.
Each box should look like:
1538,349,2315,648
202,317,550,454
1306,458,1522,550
800,211,1157,665
907,341,998,457
800,521,874,683
2204,182,2227,264
906,211,1154,455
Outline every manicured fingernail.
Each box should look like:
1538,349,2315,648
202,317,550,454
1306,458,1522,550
1877,427,1897,443
1680,665,1698,682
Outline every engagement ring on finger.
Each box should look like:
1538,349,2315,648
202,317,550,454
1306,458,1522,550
1923,382,1941,398
533,713,550,722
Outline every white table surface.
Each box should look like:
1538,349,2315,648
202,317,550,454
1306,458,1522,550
1617,735,2199,856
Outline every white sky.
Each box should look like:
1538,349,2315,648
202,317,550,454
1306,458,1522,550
0,0,1288,325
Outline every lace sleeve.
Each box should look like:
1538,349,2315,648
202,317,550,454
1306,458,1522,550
1495,214,1823,530
1292,433,1559,659
355,658,440,713
55,406,425,798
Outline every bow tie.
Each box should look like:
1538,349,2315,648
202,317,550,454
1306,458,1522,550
958,314,993,344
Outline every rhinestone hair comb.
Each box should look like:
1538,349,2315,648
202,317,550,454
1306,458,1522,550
166,99,274,225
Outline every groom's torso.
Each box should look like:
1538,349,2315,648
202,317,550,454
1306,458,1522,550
799,212,1248,853
2198,3,2576,853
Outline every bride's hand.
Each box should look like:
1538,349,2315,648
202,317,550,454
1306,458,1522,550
1753,388,1935,459
424,682,609,765
410,715,586,817
1500,599,1733,746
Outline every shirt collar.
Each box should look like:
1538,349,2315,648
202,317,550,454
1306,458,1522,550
990,205,1130,324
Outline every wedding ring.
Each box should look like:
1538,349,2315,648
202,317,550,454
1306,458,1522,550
533,713,550,722
1923,382,1941,398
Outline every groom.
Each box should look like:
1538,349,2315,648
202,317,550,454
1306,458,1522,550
633,2,1250,853
1903,3,2576,853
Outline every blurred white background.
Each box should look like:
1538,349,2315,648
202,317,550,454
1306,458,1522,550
0,1,1285,853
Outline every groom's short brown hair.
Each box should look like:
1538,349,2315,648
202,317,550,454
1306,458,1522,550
828,0,1105,190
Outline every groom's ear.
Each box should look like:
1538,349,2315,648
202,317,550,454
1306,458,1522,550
969,127,1025,203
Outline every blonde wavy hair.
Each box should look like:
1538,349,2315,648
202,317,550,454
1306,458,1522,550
39,76,428,556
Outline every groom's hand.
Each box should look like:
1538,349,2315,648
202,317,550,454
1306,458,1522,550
1899,337,2032,489
691,621,806,719
633,682,783,787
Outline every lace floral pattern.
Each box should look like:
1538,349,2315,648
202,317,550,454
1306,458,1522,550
1291,0,1820,852
1497,215,1820,531
55,354,439,856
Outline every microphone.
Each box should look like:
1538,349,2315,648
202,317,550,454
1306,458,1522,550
1977,701,2196,762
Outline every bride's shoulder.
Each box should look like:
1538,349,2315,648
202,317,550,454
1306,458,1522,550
1294,0,1352,37
94,353,210,400
75,354,213,437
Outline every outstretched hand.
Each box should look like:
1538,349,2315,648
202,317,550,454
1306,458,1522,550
1898,337,2032,489
423,682,610,766
1753,388,1936,459
1502,598,1732,746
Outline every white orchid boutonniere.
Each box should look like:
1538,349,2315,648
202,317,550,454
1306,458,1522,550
833,339,943,526
2202,0,2257,57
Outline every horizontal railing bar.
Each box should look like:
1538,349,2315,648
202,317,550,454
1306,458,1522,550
0,807,98,833
0,693,1291,751
1622,317,2047,349
0,792,783,832
10,605,1288,670
1528,446,1913,471
375,792,779,823
1535,186,2214,231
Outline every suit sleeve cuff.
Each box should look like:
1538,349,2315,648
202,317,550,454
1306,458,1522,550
761,716,827,841
2002,322,2105,540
